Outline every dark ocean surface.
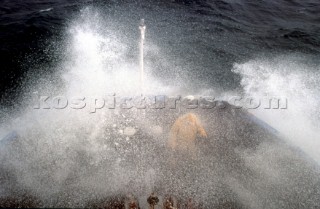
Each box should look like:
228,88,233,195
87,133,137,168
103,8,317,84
1,0,320,102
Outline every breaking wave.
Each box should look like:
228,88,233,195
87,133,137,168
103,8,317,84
233,55,320,163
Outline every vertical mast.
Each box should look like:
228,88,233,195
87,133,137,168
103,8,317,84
139,19,146,94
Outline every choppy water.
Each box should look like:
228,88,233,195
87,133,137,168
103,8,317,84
0,0,320,208
1,0,320,94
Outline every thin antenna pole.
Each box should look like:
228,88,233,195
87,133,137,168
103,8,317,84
139,19,146,94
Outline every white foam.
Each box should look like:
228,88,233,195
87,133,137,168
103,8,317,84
233,55,320,163
39,8,53,13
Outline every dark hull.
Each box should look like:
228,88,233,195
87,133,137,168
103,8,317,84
0,102,319,208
